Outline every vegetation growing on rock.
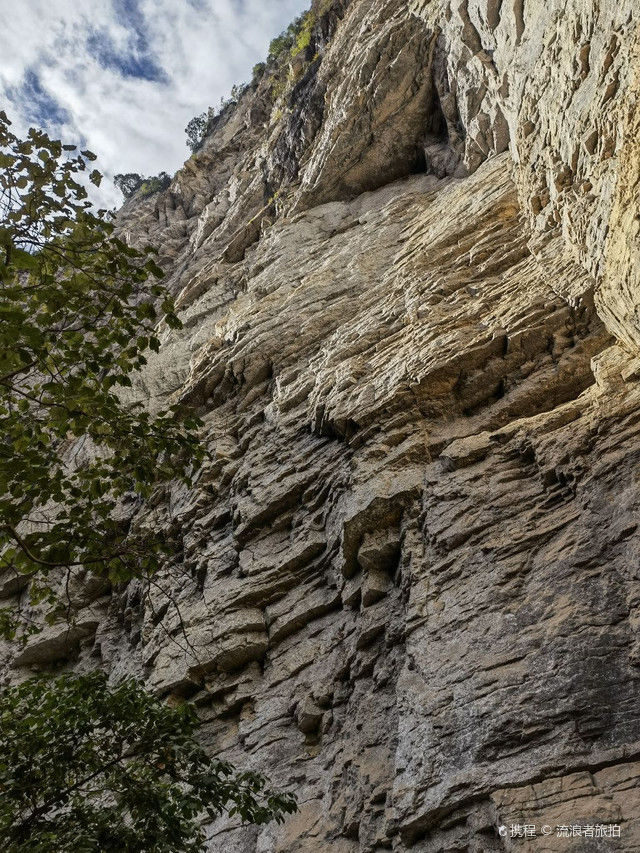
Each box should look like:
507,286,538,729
185,111,212,154
114,171,171,199
113,172,145,198
184,6,319,153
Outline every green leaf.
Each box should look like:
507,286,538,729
0,112,204,602
0,673,296,849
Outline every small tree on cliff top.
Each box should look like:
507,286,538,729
185,112,209,153
113,171,144,198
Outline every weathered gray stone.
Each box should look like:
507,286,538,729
4,0,640,850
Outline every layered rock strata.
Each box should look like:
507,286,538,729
3,0,640,850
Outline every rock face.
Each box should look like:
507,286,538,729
3,0,640,849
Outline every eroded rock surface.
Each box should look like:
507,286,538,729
3,0,640,850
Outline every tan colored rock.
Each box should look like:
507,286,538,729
5,0,640,850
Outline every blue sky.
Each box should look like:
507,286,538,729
0,0,309,206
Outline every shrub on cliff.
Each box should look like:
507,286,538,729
138,171,171,198
290,11,315,58
268,12,314,62
0,672,296,852
113,171,144,198
252,61,267,83
185,111,209,153
114,171,171,199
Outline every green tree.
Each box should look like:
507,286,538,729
115,172,171,200
138,171,171,198
0,111,204,638
267,13,310,62
252,62,266,83
185,113,209,153
0,672,296,852
113,172,144,198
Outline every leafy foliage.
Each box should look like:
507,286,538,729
265,9,317,110
229,83,249,103
184,9,317,153
185,113,210,154
138,172,171,198
251,62,267,83
185,83,250,154
114,172,171,200
0,115,296,849
268,11,315,62
268,34,291,61
0,672,297,852
113,172,144,198
0,111,205,638
290,12,315,58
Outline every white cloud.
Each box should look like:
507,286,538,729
0,0,309,208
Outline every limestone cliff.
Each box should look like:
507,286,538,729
4,0,640,849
